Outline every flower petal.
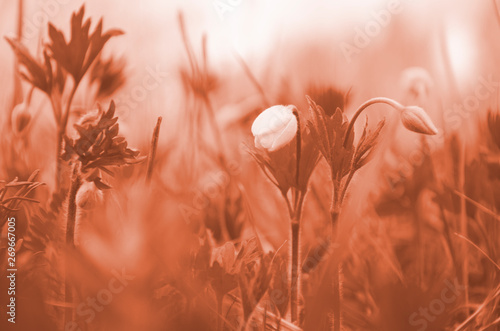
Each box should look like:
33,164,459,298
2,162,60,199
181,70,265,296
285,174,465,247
252,105,297,151
400,106,438,135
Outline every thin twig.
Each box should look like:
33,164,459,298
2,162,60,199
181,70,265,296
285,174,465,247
453,283,500,331
234,52,270,106
452,189,500,222
454,233,500,271
64,162,82,327
458,142,469,313
11,0,23,113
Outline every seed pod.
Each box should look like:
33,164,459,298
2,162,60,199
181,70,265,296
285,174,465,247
400,106,438,135
251,105,298,151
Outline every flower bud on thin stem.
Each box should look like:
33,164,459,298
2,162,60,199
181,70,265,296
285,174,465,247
343,97,404,148
400,106,439,135
343,97,438,148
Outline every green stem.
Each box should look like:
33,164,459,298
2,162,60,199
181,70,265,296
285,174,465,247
343,97,404,148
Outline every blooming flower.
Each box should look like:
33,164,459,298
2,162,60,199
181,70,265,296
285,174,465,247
251,105,298,151
400,106,438,135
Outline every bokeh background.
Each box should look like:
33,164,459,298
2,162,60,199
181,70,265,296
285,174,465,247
0,0,499,330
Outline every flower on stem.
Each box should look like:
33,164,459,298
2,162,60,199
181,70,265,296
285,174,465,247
62,100,143,189
250,104,319,325
250,105,319,197
6,5,125,190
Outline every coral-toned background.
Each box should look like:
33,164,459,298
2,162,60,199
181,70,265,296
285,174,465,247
0,1,499,330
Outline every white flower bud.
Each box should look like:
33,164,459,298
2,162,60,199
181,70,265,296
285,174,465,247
251,105,298,151
400,106,438,135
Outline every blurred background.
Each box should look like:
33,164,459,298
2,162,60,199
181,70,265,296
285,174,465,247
0,0,499,330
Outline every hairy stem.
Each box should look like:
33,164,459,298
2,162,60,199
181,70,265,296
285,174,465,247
330,176,342,331
290,191,305,325
330,210,341,331
217,295,224,331
64,162,82,326
66,163,82,247
458,142,469,312
290,216,300,324
343,97,404,148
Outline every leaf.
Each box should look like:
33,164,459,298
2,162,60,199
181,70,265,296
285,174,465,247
352,118,385,171
5,37,49,92
238,251,272,322
90,55,126,99
47,5,123,84
268,254,289,317
92,176,112,190
209,242,239,299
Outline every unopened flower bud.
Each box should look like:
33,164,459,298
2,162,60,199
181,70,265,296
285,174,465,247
11,103,31,133
400,106,438,135
76,181,103,210
251,105,298,151
400,67,434,98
